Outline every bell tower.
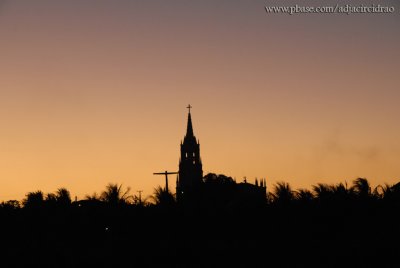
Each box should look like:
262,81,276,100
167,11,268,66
176,105,203,202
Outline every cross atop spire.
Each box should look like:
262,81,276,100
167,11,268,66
186,106,194,137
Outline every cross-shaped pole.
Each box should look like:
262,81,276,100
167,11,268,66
187,104,192,113
153,170,178,192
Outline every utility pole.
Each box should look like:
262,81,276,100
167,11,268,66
153,170,178,192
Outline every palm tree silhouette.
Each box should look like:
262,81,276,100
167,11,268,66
373,184,388,199
150,186,175,206
295,189,314,203
373,182,400,202
332,182,354,200
352,178,371,199
100,183,132,205
312,183,333,201
271,182,294,205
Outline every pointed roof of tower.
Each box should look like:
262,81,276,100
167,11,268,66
186,111,194,137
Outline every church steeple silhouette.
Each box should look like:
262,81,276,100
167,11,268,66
176,105,203,203
186,110,194,137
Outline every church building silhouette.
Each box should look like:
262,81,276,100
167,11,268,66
176,105,203,203
174,105,266,207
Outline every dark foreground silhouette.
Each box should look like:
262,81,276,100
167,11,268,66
1,177,400,268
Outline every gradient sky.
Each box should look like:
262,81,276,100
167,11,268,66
0,0,399,201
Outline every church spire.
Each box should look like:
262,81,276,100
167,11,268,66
177,104,203,203
186,104,194,137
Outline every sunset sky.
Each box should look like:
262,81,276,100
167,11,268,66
0,0,399,201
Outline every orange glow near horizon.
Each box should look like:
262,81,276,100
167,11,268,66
0,1,399,201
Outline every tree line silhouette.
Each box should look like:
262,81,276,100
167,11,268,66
1,175,400,268
2,176,399,210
